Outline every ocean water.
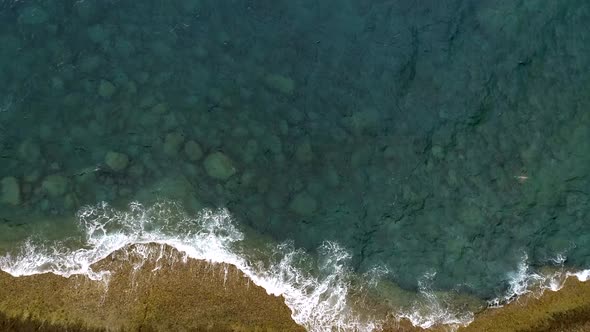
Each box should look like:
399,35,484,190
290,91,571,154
0,0,589,330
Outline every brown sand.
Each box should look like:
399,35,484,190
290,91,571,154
381,275,590,332
2,243,590,332
0,243,304,332
456,276,590,332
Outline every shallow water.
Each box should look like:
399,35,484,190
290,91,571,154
0,0,589,330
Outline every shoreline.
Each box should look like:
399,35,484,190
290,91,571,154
456,275,590,332
381,272,590,332
0,243,304,332
1,243,590,332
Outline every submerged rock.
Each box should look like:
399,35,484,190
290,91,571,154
41,175,68,197
98,80,116,99
74,0,99,21
295,140,313,163
105,151,129,172
163,132,185,156
180,0,202,13
264,74,296,95
63,193,79,211
18,140,41,162
203,152,237,180
0,177,21,205
346,108,380,135
431,145,445,159
289,191,317,216
184,140,203,161
87,24,109,44
18,6,49,25
151,102,169,114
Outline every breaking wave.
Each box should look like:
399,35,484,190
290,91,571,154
0,201,380,331
1,201,587,331
488,252,590,308
397,272,474,329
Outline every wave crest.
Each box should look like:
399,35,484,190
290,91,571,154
0,201,379,332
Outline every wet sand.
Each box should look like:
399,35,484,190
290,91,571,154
382,276,590,332
0,243,304,332
1,243,590,332
456,276,590,332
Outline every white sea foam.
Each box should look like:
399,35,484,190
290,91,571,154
487,252,590,308
393,251,590,330
0,201,379,332
396,272,474,330
3,201,586,331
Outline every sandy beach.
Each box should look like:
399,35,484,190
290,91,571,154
0,243,303,332
1,243,589,332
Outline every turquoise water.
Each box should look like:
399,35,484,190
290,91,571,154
0,0,589,328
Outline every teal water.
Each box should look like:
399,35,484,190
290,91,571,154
0,0,589,329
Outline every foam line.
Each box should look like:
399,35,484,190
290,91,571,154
4,201,580,331
0,202,380,331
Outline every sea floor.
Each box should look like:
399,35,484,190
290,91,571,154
1,1,589,330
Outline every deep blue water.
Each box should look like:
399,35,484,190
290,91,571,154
0,0,589,314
